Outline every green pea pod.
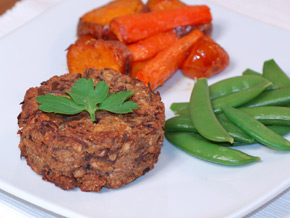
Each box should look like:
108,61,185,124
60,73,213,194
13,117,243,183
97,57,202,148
165,132,260,166
190,78,233,143
222,106,290,151
263,59,290,88
165,114,255,143
221,125,290,147
240,106,290,125
165,116,197,132
170,102,189,112
267,125,290,136
212,82,272,113
170,76,272,114
242,68,261,76
242,69,279,90
242,88,290,107
209,75,272,100
174,107,190,116
217,113,255,144
170,103,189,116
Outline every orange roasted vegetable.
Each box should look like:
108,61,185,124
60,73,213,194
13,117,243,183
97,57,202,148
110,5,212,43
147,0,212,37
77,0,147,40
174,22,212,37
130,59,151,79
147,0,186,11
67,39,133,75
136,29,204,90
127,30,179,61
180,35,229,79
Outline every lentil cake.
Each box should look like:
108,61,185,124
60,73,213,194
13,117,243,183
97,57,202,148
17,68,165,192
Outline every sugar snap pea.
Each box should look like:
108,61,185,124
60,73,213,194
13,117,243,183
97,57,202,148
240,106,290,125
242,88,290,107
242,69,279,90
267,125,290,136
212,82,271,113
242,68,261,76
220,125,290,147
190,78,233,143
165,113,255,143
170,102,189,113
165,115,197,132
222,106,290,151
263,59,290,88
165,132,260,166
174,107,190,116
172,81,272,114
209,75,272,100
216,113,255,143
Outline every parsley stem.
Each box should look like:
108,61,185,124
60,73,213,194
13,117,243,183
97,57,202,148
89,111,96,121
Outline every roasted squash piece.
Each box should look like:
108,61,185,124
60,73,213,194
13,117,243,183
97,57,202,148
77,0,147,40
180,35,229,79
67,39,133,75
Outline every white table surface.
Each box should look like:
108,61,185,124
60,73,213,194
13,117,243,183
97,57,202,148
0,0,290,217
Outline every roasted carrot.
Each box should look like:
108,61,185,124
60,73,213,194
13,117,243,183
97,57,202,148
147,0,186,11
180,35,229,79
136,29,204,90
174,22,212,37
127,30,179,61
67,39,133,75
130,59,151,78
110,5,212,43
146,0,212,37
77,0,147,40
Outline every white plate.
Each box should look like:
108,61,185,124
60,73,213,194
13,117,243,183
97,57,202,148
1,0,290,217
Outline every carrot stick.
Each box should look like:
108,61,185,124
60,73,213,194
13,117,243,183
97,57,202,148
136,29,204,90
130,59,151,78
110,5,211,43
147,0,186,11
127,30,179,61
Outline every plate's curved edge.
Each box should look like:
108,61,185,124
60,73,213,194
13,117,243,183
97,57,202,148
0,180,84,218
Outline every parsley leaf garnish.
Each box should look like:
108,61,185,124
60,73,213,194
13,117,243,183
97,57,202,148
36,78,138,121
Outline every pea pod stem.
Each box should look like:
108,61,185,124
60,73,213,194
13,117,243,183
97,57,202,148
222,106,290,151
189,78,233,143
165,132,260,166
